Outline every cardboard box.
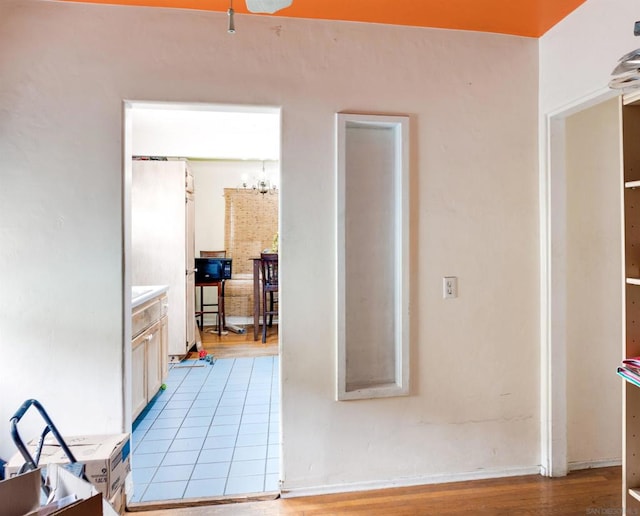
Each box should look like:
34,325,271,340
39,464,118,516
107,487,124,516
0,466,118,516
5,434,130,500
0,468,40,516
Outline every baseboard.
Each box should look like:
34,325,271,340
225,316,255,326
568,458,621,471
200,316,279,327
280,465,541,498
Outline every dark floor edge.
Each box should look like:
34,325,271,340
125,491,280,512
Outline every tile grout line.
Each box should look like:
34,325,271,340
138,359,215,501
261,355,274,490
223,357,254,495
179,357,237,495
134,356,278,501
184,358,231,497
269,355,280,490
132,362,194,502
254,357,272,492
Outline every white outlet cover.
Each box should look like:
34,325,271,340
443,276,458,299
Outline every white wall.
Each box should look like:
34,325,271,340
0,0,540,491
131,107,280,160
540,0,639,114
565,98,622,467
190,160,279,255
193,161,240,254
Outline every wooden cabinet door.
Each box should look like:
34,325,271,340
185,191,195,350
146,322,162,400
132,333,147,421
186,269,195,351
160,315,169,381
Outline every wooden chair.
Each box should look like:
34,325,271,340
260,253,278,343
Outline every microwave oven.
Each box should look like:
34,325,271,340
195,258,232,283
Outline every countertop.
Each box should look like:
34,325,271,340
132,285,169,309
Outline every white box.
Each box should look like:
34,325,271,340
108,486,124,516
5,434,130,500
37,464,119,515
0,466,119,516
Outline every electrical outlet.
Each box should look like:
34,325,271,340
443,276,458,299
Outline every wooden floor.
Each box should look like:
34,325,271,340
135,466,621,515
165,332,620,515
199,324,278,358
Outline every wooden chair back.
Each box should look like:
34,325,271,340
260,253,278,290
200,250,226,258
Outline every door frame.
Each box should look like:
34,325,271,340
540,88,618,476
122,100,283,497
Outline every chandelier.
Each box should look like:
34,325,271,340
238,162,278,195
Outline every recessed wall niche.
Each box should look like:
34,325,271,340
336,113,410,401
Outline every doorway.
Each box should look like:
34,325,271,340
123,101,281,508
542,94,622,475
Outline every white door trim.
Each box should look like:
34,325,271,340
539,87,617,476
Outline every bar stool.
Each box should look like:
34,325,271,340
197,250,226,334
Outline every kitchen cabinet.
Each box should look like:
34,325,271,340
131,289,168,421
131,334,147,421
132,158,196,361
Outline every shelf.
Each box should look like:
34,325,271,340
627,278,640,285
626,181,640,189
630,488,640,502
624,90,640,106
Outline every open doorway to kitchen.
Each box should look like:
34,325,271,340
123,101,281,509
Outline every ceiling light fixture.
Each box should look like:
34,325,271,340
610,21,640,90
245,0,292,14
224,0,292,34
227,0,235,33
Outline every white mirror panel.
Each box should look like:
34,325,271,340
336,113,410,401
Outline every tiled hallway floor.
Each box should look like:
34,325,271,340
130,356,280,503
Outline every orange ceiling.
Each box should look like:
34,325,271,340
59,0,587,38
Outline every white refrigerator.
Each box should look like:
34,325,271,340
132,158,196,359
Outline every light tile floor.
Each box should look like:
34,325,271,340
129,356,280,503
